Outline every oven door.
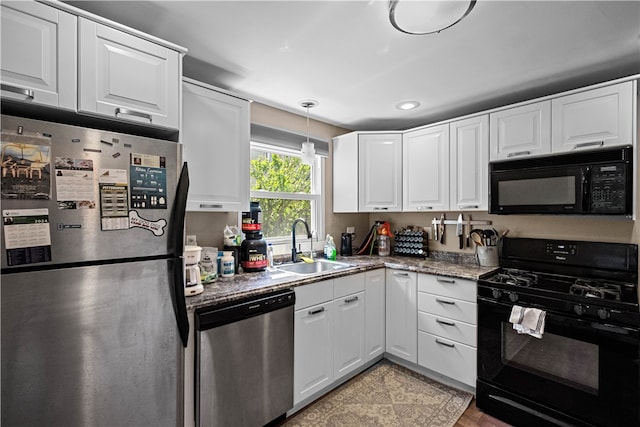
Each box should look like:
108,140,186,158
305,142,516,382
477,296,640,427
489,165,587,214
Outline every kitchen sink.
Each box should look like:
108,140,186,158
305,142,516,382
275,259,353,275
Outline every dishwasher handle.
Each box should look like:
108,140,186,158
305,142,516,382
196,289,295,331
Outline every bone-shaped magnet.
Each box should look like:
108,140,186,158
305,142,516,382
129,210,167,236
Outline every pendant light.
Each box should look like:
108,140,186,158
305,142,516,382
299,99,318,165
389,0,476,35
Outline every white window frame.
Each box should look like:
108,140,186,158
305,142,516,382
249,141,325,252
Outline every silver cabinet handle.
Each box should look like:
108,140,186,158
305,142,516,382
416,206,433,210
308,307,325,316
115,107,153,123
574,141,604,150
199,204,223,209
436,318,456,327
1,84,34,99
458,205,479,209
507,150,531,158
436,278,455,284
344,296,359,304
435,339,455,348
436,298,455,305
392,272,409,277
373,207,389,210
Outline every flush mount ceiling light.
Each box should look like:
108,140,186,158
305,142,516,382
299,99,318,165
396,100,421,111
389,0,476,35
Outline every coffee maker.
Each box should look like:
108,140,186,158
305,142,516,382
184,245,204,296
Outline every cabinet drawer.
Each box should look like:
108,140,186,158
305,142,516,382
417,312,477,347
417,292,476,324
295,279,333,310
418,331,476,387
334,272,365,299
417,274,476,302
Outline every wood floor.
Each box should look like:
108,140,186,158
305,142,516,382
455,398,513,427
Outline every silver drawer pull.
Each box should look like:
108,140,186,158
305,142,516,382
344,296,359,304
392,272,409,277
436,298,455,305
458,205,478,209
574,141,604,150
373,207,389,210
416,206,433,210
1,84,35,99
115,107,153,123
199,203,223,209
435,339,455,348
436,278,455,284
436,318,455,327
308,307,325,316
507,150,531,158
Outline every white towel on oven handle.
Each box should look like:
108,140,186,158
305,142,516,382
509,305,546,339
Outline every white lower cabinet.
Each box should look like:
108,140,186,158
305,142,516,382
385,269,417,363
365,269,385,361
294,297,334,405
333,291,365,380
417,273,477,387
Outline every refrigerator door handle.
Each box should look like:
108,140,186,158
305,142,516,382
171,257,189,347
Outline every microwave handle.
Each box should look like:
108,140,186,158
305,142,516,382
581,167,590,212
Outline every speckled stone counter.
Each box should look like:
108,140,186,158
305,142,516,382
186,253,498,310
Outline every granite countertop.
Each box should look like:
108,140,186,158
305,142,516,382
186,254,498,310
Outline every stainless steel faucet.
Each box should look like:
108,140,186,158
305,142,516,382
291,218,312,262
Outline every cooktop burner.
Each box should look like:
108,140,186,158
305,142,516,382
490,269,539,287
570,279,622,301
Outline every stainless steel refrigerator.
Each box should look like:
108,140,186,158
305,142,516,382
1,115,190,427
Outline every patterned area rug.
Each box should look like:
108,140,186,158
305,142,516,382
281,360,472,427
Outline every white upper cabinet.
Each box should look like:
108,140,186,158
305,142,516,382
359,133,402,212
489,100,551,161
78,18,180,129
182,79,250,212
450,115,489,211
1,1,76,110
403,124,449,212
332,132,359,213
551,81,635,153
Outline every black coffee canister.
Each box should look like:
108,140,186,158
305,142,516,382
340,233,353,256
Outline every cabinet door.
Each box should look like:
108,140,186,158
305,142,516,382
385,270,417,363
332,132,359,213
294,301,334,405
403,125,449,211
182,80,250,212
359,133,402,212
333,291,365,380
450,115,488,211
78,18,180,129
489,101,551,161
365,269,385,361
552,81,634,153
1,1,76,109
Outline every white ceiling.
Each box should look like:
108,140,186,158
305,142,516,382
65,1,640,131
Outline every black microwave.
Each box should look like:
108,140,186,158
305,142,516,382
489,146,632,215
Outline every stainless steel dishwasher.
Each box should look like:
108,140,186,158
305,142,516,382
195,289,295,427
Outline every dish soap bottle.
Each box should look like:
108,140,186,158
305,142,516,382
324,234,337,260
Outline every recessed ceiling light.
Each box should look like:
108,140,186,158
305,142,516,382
396,101,421,111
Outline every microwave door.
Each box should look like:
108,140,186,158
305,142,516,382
491,166,586,214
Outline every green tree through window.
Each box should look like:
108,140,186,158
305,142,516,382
250,149,313,238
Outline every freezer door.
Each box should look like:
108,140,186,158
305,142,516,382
1,259,183,427
1,115,181,269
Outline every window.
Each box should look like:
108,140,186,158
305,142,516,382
249,142,323,242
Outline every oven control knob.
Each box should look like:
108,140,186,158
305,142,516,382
573,304,587,316
508,292,518,303
597,308,611,320
491,289,502,299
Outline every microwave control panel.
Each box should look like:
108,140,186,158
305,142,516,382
590,164,627,213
